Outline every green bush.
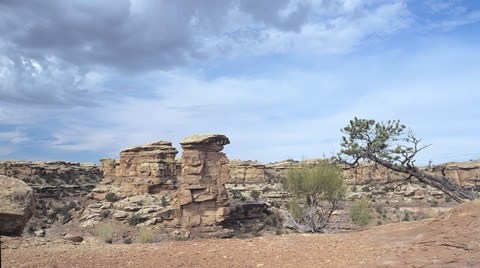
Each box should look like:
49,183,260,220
229,189,242,199
105,192,119,202
250,190,261,201
138,228,154,244
127,213,142,226
97,223,116,244
284,161,346,232
123,237,132,244
349,197,372,228
100,210,111,218
161,195,169,207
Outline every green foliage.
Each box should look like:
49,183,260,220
123,237,132,244
287,198,303,222
361,185,371,192
349,197,372,228
161,195,169,207
138,228,154,244
105,192,119,202
285,161,346,205
250,190,261,201
284,161,346,232
127,213,142,226
403,212,410,222
229,189,243,199
97,223,116,244
100,209,111,218
339,118,408,163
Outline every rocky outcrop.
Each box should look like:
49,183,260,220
431,161,480,188
176,134,231,227
94,141,178,199
227,159,480,189
0,176,35,236
0,161,101,232
0,161,101,187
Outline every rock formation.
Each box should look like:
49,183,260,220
94,141,178,199
0,176,35,236
0,160,101,187
176,134,231,227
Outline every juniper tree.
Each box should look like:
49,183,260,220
337,117,477,202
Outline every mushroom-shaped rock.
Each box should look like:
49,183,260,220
0,175,35,236
180,134,230,151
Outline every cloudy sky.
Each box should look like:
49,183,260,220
1,0,479,165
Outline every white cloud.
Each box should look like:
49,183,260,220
0,129,29,157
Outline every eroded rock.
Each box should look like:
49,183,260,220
176,134,231,227
0,175,35,236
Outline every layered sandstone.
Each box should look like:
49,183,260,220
0,160,101,187
95,141,178,198
227,159,480,188
176,134,231,227
0,176,35,236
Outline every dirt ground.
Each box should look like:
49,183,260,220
2,200,479,268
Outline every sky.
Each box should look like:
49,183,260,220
0,0,479,165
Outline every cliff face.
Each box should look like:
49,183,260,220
228,159,480,188
0,161,102,233
96,141,178,198
0,161,101,187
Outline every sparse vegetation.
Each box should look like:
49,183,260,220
138,228,154,243
105,192,119,202
97,223,116,244
337,117,477,202
127,213,142,226
349,197,372,228
250,190,260,201
100,209,111,218
283,160,346,233
161,195,169,207
229,189,243,199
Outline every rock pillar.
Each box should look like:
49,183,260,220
176,134,231,227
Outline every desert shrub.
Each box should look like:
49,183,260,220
138,228,154,244
403,212,410,222
229,189,242,199
263,213,282,228
283,161,346,233
361,185,370,192
349,197,372,228
97,223,116,244
100,210,111,218
127,213,142,226
445,195,452,203
105,192,119,202
161,195,169,207
274,228,282,235
250,190,261,201
287,198,303,222
123,237,132,244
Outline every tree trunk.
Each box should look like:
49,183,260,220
369,155,477,202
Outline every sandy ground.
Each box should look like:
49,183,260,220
2,200,479,268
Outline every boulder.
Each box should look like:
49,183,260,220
0,175,35,236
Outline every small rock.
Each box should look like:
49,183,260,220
63,233,83,243
34,230,46,237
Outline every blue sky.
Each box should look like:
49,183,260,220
1,0,479,165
